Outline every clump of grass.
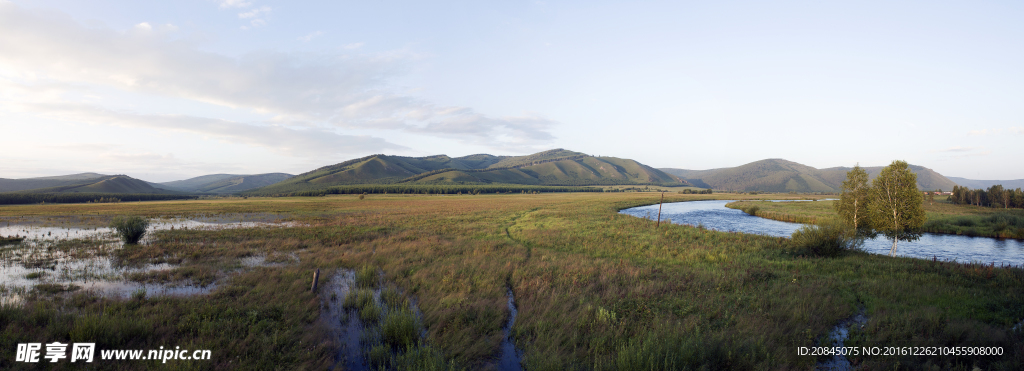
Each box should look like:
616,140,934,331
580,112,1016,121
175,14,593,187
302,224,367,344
382,308,421,349
356,265,378,288
25,271,45,279
381,285,408,309
790,218,862,257
33,283,80,295
110,215,150,245
742,205,760,216
360,301,382,322
344,288,375,309
367,343,391,368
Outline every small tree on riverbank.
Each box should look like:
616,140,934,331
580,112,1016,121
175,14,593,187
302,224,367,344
867,160,926,256
835,164,870,232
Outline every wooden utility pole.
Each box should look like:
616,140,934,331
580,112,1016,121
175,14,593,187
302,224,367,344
656,192,664,228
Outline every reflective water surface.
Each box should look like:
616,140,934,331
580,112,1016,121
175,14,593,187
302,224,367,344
621,200,1024,266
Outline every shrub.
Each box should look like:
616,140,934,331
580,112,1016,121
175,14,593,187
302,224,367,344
110,216,150,245
742,206,760,216
790,218,863,257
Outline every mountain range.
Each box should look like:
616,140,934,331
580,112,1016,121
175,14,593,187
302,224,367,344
153,173,294,193
2,151,1020,195
659,159,959,193
248,149,686,195
0,173,293,195
943,177,1024,190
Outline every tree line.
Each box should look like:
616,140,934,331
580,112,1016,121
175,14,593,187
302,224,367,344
250,184,604,197
949,185,1024,209
0,193,196,205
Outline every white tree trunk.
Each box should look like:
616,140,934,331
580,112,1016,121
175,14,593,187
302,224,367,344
890,236,897,256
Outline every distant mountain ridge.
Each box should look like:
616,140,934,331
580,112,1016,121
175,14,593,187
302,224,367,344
0,174,179,194
155,173,293,193
945,177,1024,190
248,149,687,194
661,159,959,193
0,173,110,192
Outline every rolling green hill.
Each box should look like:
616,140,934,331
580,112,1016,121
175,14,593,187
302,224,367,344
156,173,293,193
661,159,959,192
0,173,109,192
5,175,181,194
247,149,688,195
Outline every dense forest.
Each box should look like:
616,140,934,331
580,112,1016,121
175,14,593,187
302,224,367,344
949,185,1024,208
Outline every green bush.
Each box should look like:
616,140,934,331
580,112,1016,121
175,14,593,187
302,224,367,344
110,216,150,245
790,218,863,257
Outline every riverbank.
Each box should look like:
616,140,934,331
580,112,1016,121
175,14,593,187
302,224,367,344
726,199,1024,240
1,193,1021,369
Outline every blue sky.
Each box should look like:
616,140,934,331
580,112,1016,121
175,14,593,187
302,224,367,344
1,0,1022,182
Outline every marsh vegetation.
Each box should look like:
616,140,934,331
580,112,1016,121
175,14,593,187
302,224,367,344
0,193,1021,369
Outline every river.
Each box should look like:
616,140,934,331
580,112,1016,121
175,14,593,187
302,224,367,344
620,200,1024,266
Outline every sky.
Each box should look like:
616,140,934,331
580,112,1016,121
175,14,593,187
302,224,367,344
1,0,1023,182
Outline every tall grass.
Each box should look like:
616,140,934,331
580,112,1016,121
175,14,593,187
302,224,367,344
110,215,150,245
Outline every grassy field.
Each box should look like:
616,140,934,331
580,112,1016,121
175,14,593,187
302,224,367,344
1,193,1022,370
727,198,1024,240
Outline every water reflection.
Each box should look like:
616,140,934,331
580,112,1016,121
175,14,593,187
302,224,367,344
620,200,1024,266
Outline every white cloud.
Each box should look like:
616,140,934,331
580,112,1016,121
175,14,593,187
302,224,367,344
967,127,1024,136
0,2,556,152
935,146,978,153
238,6,270,19
343,42,364,50
219,0,251,9
298,31,323,43
20,102,406,157
134,22,152,31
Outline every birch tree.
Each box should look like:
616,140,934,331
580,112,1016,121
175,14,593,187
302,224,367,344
835,165,870,231
867,160,926,256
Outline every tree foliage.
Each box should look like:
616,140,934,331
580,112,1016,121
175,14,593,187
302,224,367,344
950,185,1024,209
0,193,194,205
867,160,926,256
835,165,870,230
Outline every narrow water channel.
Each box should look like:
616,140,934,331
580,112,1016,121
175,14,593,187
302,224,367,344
620,200,1024,266
496,287,524,371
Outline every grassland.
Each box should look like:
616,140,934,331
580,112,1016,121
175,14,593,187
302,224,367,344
0,193,1021,370
727,197,1024,239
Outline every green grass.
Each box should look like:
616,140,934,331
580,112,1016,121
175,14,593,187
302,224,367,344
0,193,1021,369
